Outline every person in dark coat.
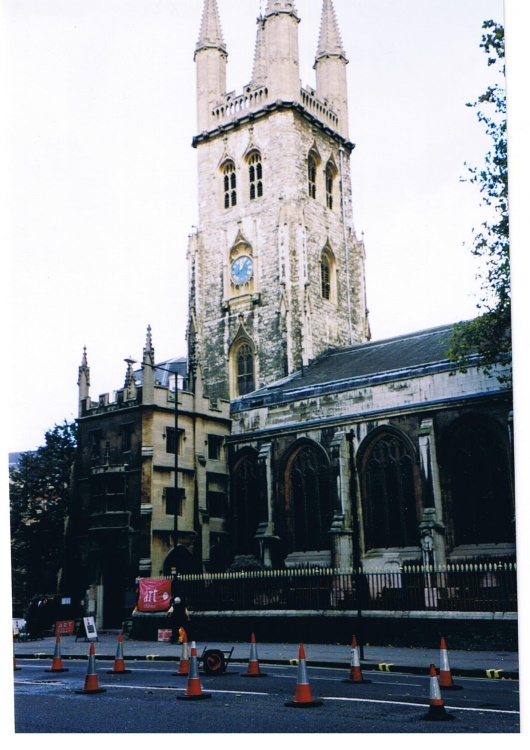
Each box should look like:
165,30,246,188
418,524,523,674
166,595,192,644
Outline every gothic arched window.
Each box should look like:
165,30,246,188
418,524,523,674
223,161,237,208
320,247,336,302
308,155,317,199
248,152,263,200
236,343,255,396
232,450,266,556
325,162,335,209
286,443,332,552
360,430,420,551
442,416,514,546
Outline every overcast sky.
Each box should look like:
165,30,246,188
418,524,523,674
2,0,527,453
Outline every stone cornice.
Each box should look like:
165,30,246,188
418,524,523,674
192,100,355,152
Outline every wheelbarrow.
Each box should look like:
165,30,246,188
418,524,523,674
197,646,234,675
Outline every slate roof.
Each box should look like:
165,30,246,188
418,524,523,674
232,323,465,411
134,357,187,388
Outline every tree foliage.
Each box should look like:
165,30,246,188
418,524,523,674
10,421,77,612
448,20,511,385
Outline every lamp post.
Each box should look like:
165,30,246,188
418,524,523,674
347,429,364,659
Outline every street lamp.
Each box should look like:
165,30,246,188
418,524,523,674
347,429,364,659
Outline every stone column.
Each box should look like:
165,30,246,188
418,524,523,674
255,442,279,568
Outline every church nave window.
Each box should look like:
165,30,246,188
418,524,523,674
321,259,331,300
248,152,263,200
223,161,237,208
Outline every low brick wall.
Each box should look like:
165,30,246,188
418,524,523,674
131,610,518,651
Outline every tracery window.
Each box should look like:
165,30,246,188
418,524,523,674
236,343,255,396
443,417,514,546
360,431,419,550
223,161,237,208
287,444,332,552
248,152,263,200
232,451,265,556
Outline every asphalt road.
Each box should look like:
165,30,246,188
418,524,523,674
13,658,520,734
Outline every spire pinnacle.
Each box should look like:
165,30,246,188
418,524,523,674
143,324,155,366
315,0,347,61
195,0,226,56
78,346,90,387
251,15,267,87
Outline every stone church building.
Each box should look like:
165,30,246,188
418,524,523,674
187,0,515,572
69,0,515,625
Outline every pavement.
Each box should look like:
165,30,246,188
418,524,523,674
13,632,519,681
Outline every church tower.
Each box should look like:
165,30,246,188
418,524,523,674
188,0,370,401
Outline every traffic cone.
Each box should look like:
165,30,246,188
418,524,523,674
241,633,267,677
172,629,190,676
176,642,212,701
439,636,463,690
285,644,323,708
75,643,107,695
107,632,131,674
45,634,69,673
342,635,370,684
421,664,455,721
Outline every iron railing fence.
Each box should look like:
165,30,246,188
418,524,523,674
157,562,518,614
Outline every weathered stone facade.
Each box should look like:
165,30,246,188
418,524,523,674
71,328,231,629
227,326,515,571
188,0,370,403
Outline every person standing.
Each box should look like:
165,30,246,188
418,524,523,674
166,594,192,644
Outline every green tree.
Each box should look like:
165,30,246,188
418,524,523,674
448,21,511,385
9,421,77,614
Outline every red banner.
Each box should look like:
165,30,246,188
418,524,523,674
137,579,172,612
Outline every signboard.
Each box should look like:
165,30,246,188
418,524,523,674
137,579,172,612
55,619,76,636
13,619,26,635
75,617,98,641
157,629,172,642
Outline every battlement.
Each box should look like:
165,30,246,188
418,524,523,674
208,84,339,134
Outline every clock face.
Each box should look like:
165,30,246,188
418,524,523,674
231,255,253,285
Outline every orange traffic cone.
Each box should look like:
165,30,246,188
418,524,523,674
421,664,455,721
172,629,190,676
176,642,212,701
107,632,131,674
439,636,462,690
342,635,370,684
241,633,267,677
75,643,107,695
285,644,323,708
45,634,69,673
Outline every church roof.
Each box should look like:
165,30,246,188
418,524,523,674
232,323,465,410
134,357,187,388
